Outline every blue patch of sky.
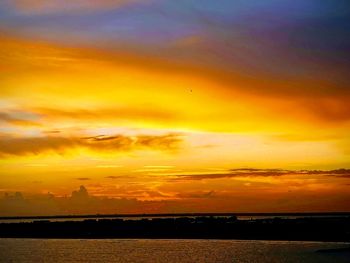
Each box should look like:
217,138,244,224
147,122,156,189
0,0,340,43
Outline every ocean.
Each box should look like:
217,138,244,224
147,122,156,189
0,239,349,262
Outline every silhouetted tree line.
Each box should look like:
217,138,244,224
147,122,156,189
0,216,349,241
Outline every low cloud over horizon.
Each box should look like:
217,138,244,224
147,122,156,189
1,166,350,216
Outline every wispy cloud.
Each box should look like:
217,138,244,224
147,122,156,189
0,133,183,157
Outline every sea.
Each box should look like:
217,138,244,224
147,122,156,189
0,239,349,263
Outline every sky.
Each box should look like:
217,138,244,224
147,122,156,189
0,0,350,216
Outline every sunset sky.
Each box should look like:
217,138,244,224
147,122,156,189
1,0,350,215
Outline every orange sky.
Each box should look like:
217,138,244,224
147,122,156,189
1,1,350,215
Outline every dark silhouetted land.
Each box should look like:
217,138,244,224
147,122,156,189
1,212,350,220
1,214,350,242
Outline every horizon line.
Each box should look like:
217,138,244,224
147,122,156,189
1,211,350,220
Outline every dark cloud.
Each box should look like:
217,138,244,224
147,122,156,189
76,178,91,181
82,134,182,152
0,186,162,216
0,112,17,122
303,169,350,178
1,184,350,216
0,111,40,126
0,133,183,157
84,135,123,142
0,136,76,157
171,168,350,181
0,192,59,217
71,185,90,201
105,176,118,179
176,191,215,199
134,134,181,150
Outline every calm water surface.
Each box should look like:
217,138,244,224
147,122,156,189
0,239,349,263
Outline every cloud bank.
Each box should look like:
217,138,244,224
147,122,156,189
171,168,350,181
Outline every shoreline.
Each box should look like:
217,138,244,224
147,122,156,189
1,212,350,221
1,216,349,242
